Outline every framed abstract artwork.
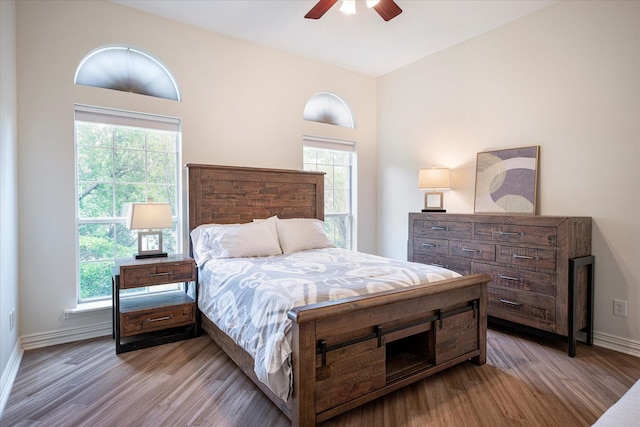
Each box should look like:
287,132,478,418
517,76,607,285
474,146,540,214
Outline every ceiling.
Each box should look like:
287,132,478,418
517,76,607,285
113,0,557,77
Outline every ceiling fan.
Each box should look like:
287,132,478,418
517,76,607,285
305,0,402,22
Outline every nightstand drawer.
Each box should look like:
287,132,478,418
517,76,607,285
120,261,195,289
120,303,195,337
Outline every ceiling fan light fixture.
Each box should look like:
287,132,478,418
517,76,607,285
366,0,380,7
339,0,356,15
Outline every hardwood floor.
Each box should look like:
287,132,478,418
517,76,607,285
2,327,639,427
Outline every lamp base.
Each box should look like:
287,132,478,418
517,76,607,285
422,209,446,213
135,252,168,260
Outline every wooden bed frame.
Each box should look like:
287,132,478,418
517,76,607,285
186,164,490,427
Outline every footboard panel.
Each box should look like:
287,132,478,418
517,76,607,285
289,273,489,426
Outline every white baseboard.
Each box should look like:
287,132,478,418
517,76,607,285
20,322,112,351
593,331,640,358
0,339,23,417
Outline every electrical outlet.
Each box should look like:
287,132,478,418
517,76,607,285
613,299,627,317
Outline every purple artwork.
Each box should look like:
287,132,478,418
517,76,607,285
474,146,539,214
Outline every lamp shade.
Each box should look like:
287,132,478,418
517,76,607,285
418,168,451,190
126,203,173,230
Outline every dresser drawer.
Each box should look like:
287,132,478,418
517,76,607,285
488,288,555,332
120,303,195,337
413,237,449,256
411,253,471,275
120,261,196,289
413,220,472,239
450,241,496,261
475,224,557,247
472,262,556,297
497,246,556,270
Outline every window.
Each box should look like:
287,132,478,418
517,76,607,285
75,45,181,101
74,105,181,302
303,92,355,128
303,137,355,249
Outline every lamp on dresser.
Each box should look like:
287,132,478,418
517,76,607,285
418,167,451,212
126,201,173,259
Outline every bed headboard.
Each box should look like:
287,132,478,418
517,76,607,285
185,164,325,233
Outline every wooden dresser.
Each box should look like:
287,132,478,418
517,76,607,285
408,213,594,356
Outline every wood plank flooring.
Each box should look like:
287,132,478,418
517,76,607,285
2,327,639,426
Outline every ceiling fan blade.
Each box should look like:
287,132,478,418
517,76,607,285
305,0,339,19
373,0,402,21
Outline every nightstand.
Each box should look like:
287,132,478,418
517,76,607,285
112,254,198,354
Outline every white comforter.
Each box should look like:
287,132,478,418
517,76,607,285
197,248,461,400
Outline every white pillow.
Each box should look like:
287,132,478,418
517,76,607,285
276,218,335,254
190,217,282,264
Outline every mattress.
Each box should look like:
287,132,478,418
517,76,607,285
197,247,461,400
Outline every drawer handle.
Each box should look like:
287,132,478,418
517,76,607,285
462,247,482,254
499,274,524,282
499,298,523,307
499,231,524,236
512,254,539,260
431,226,448,231
147,315,174,323
147,271,174,277
422,243,437,248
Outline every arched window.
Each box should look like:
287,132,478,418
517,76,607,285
303,92,356,249
73,45,183,303
303,92,355,128
75,45,181,101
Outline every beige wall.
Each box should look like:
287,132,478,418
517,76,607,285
378,1,640,345
0,0,20,403
15,0,377,339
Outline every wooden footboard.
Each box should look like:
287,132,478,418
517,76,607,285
201,273,489,427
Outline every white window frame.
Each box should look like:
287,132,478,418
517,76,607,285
303,136,356,250
74,104,183,303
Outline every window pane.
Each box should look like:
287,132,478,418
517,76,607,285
115,223,138,258
78,182,113,218
162,224,178,255
147,130,176,152
333,151,350,166
115,183,146,216
78,223,115,261
114,149,145,183
79,261,113,300
77,146,113,181
147,151,176,184
77,122,113,148
303,145,353,249
114,127,145,150
147,184,175,208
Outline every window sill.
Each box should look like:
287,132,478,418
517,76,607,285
64,300,112,319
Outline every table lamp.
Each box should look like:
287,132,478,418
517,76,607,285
418,168,451,212
126,202,173,259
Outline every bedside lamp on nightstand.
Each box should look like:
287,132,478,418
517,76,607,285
418,167,451,212
126,202,173,259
